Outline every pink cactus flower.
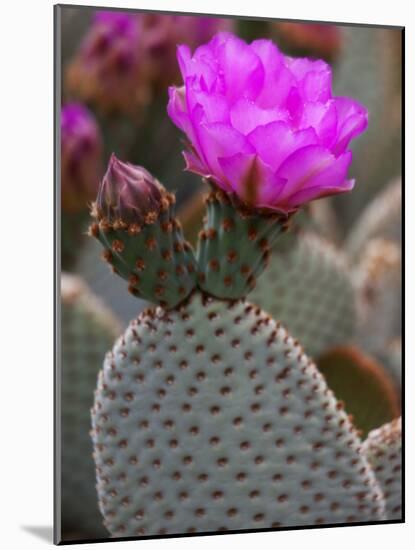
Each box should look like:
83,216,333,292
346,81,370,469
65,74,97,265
168,32,368,214
61,103,102,212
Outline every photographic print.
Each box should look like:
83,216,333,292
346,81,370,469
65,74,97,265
55,4,403,544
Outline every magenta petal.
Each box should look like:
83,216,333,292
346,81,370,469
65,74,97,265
287,57,330,81
218,153,286,205
299,150,352,189
167,86,188,132
197,122,255,183
218,152,256,192
276,145,338,200
192,89,230,124
302,70,332,103
334,114,368,155
300,101,338,149
217,35,264,103
250,40,295,109
183,150,210,177
230,99,285,135
177,44,192,79
248,121,318,172
284,178,355,208
333,97,368,154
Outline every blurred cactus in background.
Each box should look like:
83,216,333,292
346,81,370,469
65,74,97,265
272,22,342,62
61,273,121,539
61,102,103,269
316,346,400,438
353,239,402,363
66,11,148,115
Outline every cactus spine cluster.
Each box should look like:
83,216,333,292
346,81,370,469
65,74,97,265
87,155,392,538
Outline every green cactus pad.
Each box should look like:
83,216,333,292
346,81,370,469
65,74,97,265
346,179,402,260
353,239,401,356
362,417,402,520
317,346,400,438
250,233,356,359
196,189,290,300
91,291,384,537
89,191,197,310
61,274,122,538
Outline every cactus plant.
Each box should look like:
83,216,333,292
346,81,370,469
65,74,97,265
316,346,400,438
250,233,357,359
85,32,389,538
61,273,121,539
362,417,402,520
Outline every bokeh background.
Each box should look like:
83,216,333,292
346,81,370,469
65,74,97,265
58,6,402,542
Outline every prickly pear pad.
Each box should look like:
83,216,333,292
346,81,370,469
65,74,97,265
90,189,197,309
91,292,384,537
196,189,290,300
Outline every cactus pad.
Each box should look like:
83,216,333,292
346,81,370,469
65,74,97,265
317,346,400,438
250,233,356,359
91,292,384,537
196,189,290,300
362,418,402,520
90,182,197,310
61,274,122,538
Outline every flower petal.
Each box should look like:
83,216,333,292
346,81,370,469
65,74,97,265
333,97,368,155
216,34,265,103
287,58,332,103
251,40,295,109
284,178,355,208
167,85,189,132
276,145,349,200
218,153,286,206
183,150,210,177
300,100,338,149
248,121,318,171
197,122,255,185
230,99,286,135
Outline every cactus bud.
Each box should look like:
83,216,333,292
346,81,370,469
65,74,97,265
96,154,163,225
90,155,197,309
